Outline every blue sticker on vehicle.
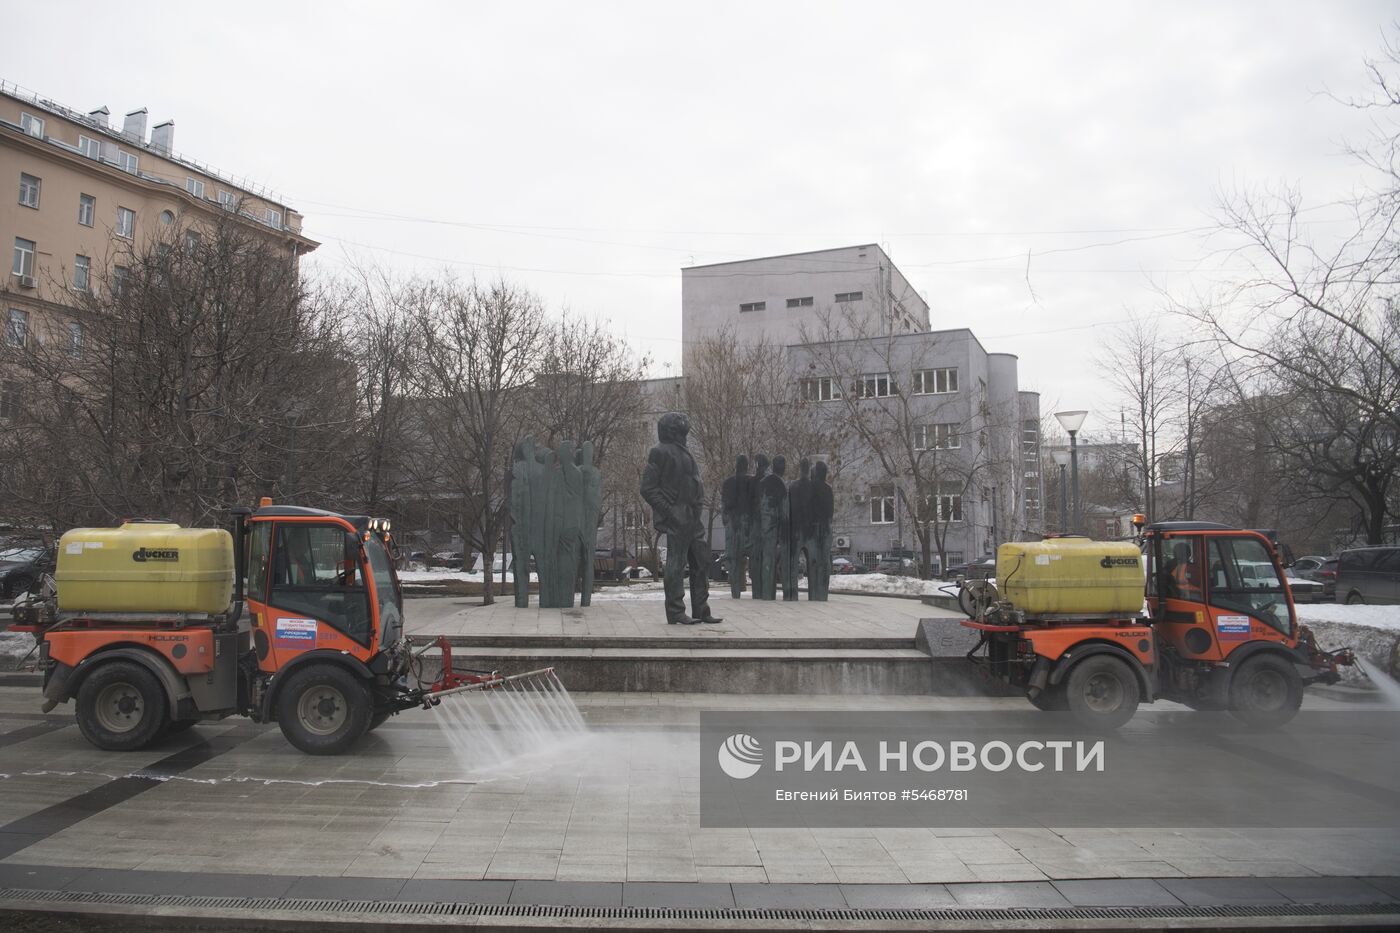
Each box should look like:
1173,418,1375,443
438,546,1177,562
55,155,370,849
1217,614,1251,641
274,617,317,647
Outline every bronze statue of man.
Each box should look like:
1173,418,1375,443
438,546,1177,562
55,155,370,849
757,455,790,601
786,458,813,601
721,455,750,598
747,454,769,597
640,413,722,625
809,461,834,600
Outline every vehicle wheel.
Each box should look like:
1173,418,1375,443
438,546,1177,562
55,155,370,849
1065,655,1140,731
165,719,199,735
1028,684,1069,711
1347,592,1364,605
276,664,372,755
75,661,170,751
1228,653,1303,729
366,710,393,732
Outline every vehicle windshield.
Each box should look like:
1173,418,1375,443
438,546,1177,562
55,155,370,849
0,547,41,561
1206,536,1292,635
363,534,403,644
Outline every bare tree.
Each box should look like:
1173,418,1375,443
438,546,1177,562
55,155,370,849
407,278,544,603
0,211,349,528
797,304,1006,578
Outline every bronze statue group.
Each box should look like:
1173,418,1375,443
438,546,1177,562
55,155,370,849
507,435,603,609
507,413,834,625
641,411,834,626
721,453,834,605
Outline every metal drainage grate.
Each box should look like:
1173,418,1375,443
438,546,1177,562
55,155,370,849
1,887,1398,923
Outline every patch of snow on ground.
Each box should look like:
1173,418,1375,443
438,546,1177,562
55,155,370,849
0,631,36,668
1297,603,1400,633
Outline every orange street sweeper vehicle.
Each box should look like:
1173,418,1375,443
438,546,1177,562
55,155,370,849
13,500,496,754
958,522,1356,730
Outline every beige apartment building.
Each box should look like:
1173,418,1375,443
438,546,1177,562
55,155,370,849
0,80,318,364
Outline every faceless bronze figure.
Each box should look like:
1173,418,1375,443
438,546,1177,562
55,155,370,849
640,413,721,625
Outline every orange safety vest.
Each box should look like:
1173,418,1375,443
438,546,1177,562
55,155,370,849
1171,561,1201,600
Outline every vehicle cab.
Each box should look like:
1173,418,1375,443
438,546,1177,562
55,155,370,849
1143,522,1298,660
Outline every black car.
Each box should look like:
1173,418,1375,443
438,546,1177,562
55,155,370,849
945,555,996,580
1336,547,1400,604
0,544,53,601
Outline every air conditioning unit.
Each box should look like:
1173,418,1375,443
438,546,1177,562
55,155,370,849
833,535,851,550
18,275,35,289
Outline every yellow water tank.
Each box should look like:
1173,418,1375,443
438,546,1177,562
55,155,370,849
997,538,1144,615
56,522,234,615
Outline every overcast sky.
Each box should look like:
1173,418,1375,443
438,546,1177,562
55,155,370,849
9,1,1396,435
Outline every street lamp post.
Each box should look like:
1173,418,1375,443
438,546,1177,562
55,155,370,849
1054,410,1089,536
1051,449,1070,534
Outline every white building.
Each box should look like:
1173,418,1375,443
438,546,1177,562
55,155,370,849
635,245,1043,573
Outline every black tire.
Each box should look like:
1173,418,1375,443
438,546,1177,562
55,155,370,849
75,661,170,751
1065,655,1140,731
276,663,372,755
164,719,199,736
366,710,393,732
1028,684,1069,711
1346,592,1365,605
1228,653,1304,729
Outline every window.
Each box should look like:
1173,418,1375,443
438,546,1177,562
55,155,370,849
73,255,90,292
739,301,765,313
18,173,40,209
19,113,43,138
246,522,271,603
78,193,95,227
115,207,134,238
835,291,863,303
265,208,282,228
363,535,403,643
159,210,174,226
68,322,83,357
1022,421,1039,460
185,177,205,198
12,238,35,279
269,523,372,645
1206,536,1291,636
112,265,129,297
854,372,894,398
915,423,961,450
937,484,963,523
0,381,20,421
800,376,841,401
7,308,29,348
217,190,235,211
623,508,645,531
944,550,965,568
870,484,896,524
184,231,200,253
912,368,958,394
77,135,101,159
116,150,138,174
786,296,814,308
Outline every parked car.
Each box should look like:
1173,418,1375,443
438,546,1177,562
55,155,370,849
1335,546,1400,604
874,557,916,577
1289,555,1328,579
945,555,997,580
429,551,465,570
0,544,54,602
831,557,868,575
1315,557,1339,599
594,547,637,581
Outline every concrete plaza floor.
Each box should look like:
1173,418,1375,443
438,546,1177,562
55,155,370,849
0,684,1395,889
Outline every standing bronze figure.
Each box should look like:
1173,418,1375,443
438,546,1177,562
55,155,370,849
576,441,603,607
757,455,789,601
640,413,722,625
747,454,769,598
787,458,813,601
809,460,834,600
721,455,750,598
